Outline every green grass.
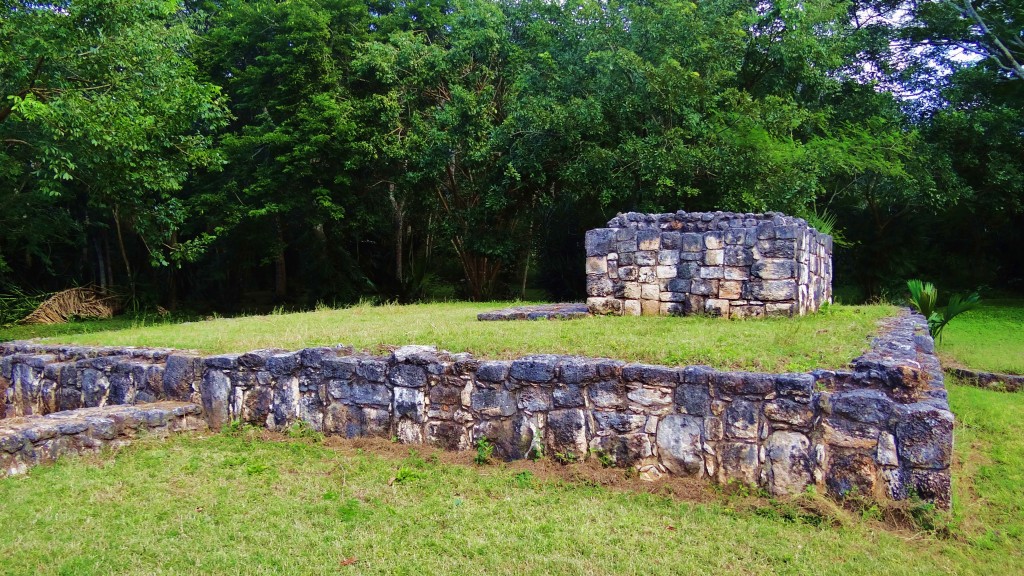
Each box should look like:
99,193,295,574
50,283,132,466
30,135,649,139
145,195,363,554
0,381,1018,575
936,299,1024,375
0,302,897,373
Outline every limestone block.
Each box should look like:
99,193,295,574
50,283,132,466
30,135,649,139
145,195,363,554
389,363,427,388
675,383,711,415
623,282,641,299
593,411,646,434
637,229,661,250
547,409,589,457
640,283,660,300
704,249,724,266
677,261,699,279
588,433,652,466
510,355,559,383
552,383,585,408
723,246,753,267
718,442,759,485
518,387,553,412
658,250,680,265
877,432,898,467
763,398,814,428
766,431,812,495
623,299,642,316
200,370,231,430
586,275,614,297
475,417,536,461
825,449,879,498
588,297,622,316
895,403,954,469
704,298,730,317
588,379,625,409
681,233,703,252
748,280,797,301
724,399,759,440
724,229,746,245
730,305,765,319
637,267,657,283
704,232,724,249
394,386,426,423
656,265,677,279
699,266,724,279
724,266,750,280
719,280,742,300
641,299,660,316
660,302,684,316
752,259,795,280
660,231,681,250
470,388,517,417
656,414,704,476
586,256,608,275
683,295,705,315
635,251,657,266
765,302,795,316
660,292,687,302
427,421,469,451
585,228,616,256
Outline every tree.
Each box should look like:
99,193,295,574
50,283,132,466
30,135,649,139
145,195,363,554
0,0,227,299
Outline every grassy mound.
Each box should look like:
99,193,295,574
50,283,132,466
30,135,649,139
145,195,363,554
0,302,897,373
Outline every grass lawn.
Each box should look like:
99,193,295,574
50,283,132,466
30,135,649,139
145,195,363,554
0,302,898,373
0,381,1018,575
936,299,1024,375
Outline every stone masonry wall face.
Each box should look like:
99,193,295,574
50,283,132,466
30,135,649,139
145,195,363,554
585,211,833,317
0,311,950,507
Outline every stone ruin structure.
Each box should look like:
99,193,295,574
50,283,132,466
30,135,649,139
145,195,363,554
1,310,953,508
585,211,832,318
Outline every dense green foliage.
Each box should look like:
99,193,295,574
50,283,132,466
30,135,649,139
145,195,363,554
0,381,1021,574
2,0,1022,310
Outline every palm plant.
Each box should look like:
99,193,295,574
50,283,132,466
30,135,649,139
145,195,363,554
906,279,980,341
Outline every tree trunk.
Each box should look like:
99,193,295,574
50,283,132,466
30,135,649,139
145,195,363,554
113,206,135,304
389,183,404,285
274,217,287,300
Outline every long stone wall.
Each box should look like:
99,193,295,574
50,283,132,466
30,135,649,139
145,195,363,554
0,310,951,507
586,211,833,318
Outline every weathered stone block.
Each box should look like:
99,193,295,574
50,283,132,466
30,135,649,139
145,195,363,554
510,355,558,383
752,259,795,280
765,431,812,495
586,256,608,275
470,388,517,417
681,233,703,252
637,229,660,251
474,416,534,461
895,404,953,469
586,275,614,297
547,409,589,457
394,386,426,423
658,251,680,265
389,363,427,388
718,442,759,485
588,380,625,408
657,414,704,476
427,422,469,451
585,228,616,257
764,398,814,428
748,280,797,301
724,399,759,440
704,249,724,266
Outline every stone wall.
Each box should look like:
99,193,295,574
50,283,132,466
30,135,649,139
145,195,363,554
0,310,951,507
1,402,207,477
585,211,833,318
